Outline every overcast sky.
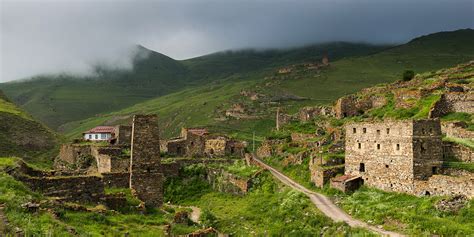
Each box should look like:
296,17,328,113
1,0,473,82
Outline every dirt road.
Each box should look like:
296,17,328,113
252,156,404,237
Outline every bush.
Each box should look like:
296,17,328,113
199,209,217,227
402,70,415,81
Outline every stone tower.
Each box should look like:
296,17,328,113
129,114,163,207
344,119,443,194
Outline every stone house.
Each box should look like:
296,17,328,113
166,128,246,158
344,119,443,194
344,119,473,198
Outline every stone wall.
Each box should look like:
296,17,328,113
115,125,132,145
298,106,332,122
334,95,359,118
345,119,442,194
207,169,254,195
225,140,246,158
204,137,227,157
130,114,164,207
330,175,363,193
415,174,474,198
58,144,92,165
167,139,186,157
92,146,130,173
9,163,105,203
441,121,474,140
443,142,473,162
309,165,344,188
102,172,130,188
429,92,474,118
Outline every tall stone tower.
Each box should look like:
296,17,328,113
130,114,163,207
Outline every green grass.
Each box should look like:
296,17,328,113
0,97,59,166
165,167,374,236
0,98,31,120
443,162,474,172
223,160,261,178
339,186,474,236
443,136,474,149
442,112,474,131
0,158,181,236
369,93,441,120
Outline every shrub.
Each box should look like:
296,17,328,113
402,70,415,81
199,209,217,227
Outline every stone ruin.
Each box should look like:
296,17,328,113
165,127,246,158
129,114,164,207
341,119,473,198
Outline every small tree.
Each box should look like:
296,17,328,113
402,70,415,81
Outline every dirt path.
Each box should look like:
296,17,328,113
252,156,405,237
168,205,202,224
188,206,202,224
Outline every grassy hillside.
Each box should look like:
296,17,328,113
0,90,58,166
0,43,387,130
62,29,474,141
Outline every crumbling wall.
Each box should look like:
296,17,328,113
58,144,92,165
115,125,132,145
309,165,344,188
204,137,227,157
130,114,164,207
298,106,332,122
10,163,105,203
443,142,473,162
184,132,206,157
91,146,130,173
430,92,474,118
441,121,474,140
225,140,246,157
415,174,474,198
102,172,130,188
167,139,186,157
207,169,253,195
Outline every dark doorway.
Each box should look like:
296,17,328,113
359,163,365,172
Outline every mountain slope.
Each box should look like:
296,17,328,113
0,46,189,129
61,29,474,141
0,90,58,165
0,43,390,130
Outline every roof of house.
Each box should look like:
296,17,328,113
84,126,115,134
187,128,209,136
331,175,361,183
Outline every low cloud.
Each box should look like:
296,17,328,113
1,0,473,82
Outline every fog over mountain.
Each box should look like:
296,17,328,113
1,0,473,82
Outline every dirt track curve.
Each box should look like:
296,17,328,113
252,156,405,237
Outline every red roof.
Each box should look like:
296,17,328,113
332,175,360,182
84,126,115,134
187,128,209,136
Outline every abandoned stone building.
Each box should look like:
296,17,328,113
343,119,473,197
166,127,246,158
129,114,164,207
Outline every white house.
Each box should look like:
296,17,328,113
83,126,115,141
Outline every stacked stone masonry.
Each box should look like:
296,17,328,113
130,115,164,207
344,119,472,198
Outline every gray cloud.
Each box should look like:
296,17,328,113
1,0,473,82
